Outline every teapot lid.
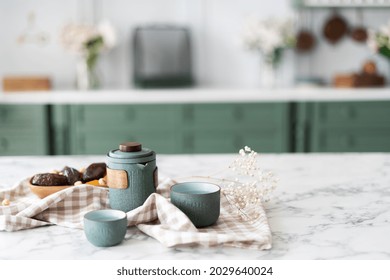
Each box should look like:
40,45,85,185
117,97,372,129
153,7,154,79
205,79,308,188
107,142,155,161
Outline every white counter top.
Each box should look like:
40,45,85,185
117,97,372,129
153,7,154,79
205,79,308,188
0,153,389,260
0,88,390,104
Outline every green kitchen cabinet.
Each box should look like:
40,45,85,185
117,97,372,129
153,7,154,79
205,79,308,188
68,104,182,155
296,101,390,152
0,104,50,155
182,103,291,153
51,104,71,155
65,102,291,155
2,100,389,155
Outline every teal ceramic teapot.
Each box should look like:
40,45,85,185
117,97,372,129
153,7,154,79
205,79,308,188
106,142,157,212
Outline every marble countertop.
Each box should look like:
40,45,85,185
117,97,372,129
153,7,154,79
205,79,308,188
0,153,389,260
1,88,390,104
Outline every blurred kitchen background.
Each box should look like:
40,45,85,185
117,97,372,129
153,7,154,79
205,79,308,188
1,0,390,88
0,0,390,156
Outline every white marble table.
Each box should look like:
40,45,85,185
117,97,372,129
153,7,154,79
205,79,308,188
0,153,389,260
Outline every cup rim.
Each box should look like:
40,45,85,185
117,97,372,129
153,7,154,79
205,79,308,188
170,181,221,196
84,209,127,223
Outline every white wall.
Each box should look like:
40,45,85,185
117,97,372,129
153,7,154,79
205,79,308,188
0,0,389,89
0,0,79,89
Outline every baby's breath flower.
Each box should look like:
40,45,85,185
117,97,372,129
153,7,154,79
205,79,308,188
217,146,278,222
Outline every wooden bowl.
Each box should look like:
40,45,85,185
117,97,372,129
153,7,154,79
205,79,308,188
28,179,72,199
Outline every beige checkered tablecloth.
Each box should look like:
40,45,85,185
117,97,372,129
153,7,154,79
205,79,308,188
0,177,272,250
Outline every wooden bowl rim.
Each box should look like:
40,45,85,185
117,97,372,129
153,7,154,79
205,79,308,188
28,178,73,198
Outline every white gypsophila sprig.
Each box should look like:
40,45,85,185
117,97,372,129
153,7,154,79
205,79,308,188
221,146,278,222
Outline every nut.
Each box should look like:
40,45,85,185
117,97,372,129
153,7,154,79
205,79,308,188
2,199,10,206
74,181,82,186
98,178,106,185
79,167,86,173
51,170,60,174
58,172,64,176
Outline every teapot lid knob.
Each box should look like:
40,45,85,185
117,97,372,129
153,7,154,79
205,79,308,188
119,142,142,152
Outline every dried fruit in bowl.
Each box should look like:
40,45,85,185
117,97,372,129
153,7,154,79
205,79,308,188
82,162,106,182
29,162,108,199
62,166,82,185
31,173,68,186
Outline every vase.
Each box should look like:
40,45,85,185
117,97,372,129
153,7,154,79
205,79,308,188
260,62,278,88
76,57,101,90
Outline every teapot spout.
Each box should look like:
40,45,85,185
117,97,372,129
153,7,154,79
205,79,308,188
136,163,148,170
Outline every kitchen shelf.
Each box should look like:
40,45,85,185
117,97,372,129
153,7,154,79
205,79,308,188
296,0,390,7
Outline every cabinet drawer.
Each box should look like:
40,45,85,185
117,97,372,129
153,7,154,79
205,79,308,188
183,132,241,153
71,130,178,155
71,104,180,132
0,133,48,155
185,103,288,130
0,104,47,128
314,102,390,127
184,129,289,154
241,131,290,153
311,128,390,152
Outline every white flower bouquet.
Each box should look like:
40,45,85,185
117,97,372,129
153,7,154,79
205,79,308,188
368,21,390,60
242,17,295,67
60,20,117,89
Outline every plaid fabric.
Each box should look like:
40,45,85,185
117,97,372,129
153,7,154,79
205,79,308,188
0,177,272,250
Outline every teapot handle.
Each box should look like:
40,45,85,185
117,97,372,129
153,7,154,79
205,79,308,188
106,168,128,189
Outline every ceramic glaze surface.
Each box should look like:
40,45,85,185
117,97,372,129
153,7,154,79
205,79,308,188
84,209,127,247
171,182,220,227
106,148,157,212
171,182,220,194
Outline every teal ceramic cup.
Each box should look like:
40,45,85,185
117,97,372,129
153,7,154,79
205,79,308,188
170,182,221,228
84,209,127,247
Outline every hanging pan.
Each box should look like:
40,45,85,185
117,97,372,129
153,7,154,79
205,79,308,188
323,9,348,44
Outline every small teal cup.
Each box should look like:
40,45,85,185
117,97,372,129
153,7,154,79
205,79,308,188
170,182,221,228
84,209,127,247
